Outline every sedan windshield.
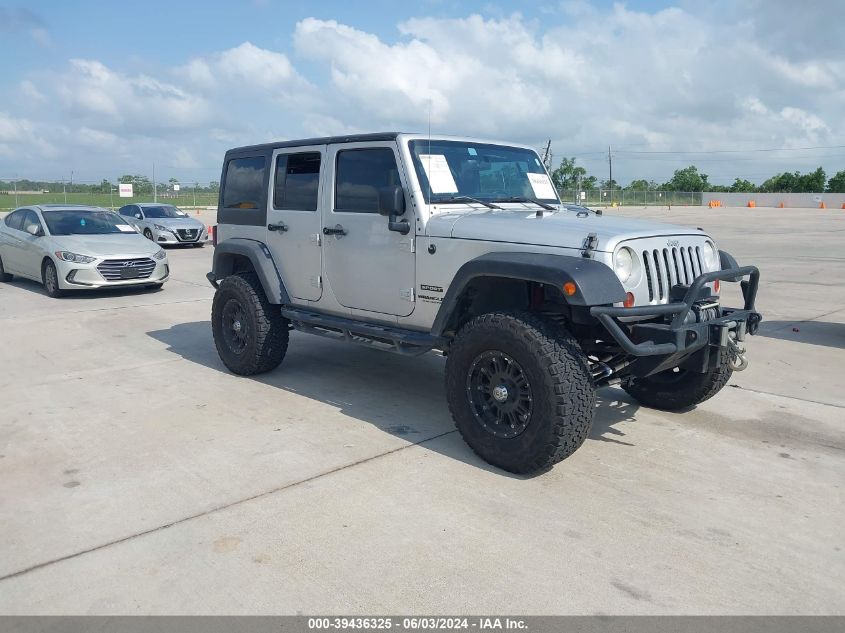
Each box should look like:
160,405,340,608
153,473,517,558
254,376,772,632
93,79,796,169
409,140,559,204
141,205,186,218
43,210,136,236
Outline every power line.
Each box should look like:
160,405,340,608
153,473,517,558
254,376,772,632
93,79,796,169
615,144,845,155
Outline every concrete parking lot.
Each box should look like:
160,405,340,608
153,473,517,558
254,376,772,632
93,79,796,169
0,206,842,614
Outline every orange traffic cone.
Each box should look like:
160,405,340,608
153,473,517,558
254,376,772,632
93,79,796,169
747,200,756,208
820,202,826,209
778,202,784,208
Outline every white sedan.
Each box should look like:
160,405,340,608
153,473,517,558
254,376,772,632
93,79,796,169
0,205,170,298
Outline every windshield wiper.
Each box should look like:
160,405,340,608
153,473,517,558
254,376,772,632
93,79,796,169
436,195,502,210
494,196,556,211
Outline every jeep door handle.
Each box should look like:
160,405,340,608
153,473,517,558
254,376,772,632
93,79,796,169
268,222,288,232
322,224,347,236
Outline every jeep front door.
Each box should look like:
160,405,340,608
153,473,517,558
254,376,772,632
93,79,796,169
266,146,325,302
323,143,415,317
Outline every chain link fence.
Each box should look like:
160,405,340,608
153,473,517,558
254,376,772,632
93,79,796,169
2,178,706,211
558,189,704,207
0,179,219,211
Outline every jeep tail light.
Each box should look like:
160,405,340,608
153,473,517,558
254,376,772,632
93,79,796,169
623,292,635,308
211,225,217,247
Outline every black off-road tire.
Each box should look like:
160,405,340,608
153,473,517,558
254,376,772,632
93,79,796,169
622,354,733,411
212,272,289,376
42,259,64,298
0,256,12,281
445,311,596,474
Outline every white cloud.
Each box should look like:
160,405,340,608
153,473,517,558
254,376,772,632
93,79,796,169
19,80,46,103
56,59,212,131
2,4,843,185
181,42,308,92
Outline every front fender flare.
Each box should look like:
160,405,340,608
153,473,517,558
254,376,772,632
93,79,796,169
210,238,289,304
431,251,626,337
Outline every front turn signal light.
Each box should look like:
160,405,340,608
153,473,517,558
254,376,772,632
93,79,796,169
623,292,635,308
563,281,577,296
714,279,721,293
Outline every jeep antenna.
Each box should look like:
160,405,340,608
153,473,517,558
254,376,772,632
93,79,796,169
427,97,432,205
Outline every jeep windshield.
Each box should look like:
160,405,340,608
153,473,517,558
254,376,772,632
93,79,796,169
408,140,559,205
43,210,137,236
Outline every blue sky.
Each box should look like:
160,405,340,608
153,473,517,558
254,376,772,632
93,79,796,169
1,0,842,186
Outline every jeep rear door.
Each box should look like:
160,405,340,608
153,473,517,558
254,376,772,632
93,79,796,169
323,142,415,317
266,145,325,302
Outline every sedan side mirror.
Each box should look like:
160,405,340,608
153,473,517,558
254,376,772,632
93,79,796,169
378,186,406,217
134,213,142,219
25,224,42,237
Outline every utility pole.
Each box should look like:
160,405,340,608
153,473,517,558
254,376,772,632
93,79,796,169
63,177,67,204
193,182,197,207
13,175,18,207
153,163,157,202
541,139,552,171
608,144,613,203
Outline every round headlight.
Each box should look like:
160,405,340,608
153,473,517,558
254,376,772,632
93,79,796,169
614,247,635,284
703,241,718,271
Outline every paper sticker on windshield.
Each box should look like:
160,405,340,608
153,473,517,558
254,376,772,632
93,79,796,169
527,173,556,200
418,154,458,194
115,224,135,232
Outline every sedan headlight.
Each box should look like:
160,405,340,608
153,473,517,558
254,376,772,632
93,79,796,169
55,251,96,264
703,241,719,271
613,247,640,285
153,224,173,233
153,249,167,260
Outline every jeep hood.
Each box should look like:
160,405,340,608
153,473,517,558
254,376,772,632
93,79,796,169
426,207,706,252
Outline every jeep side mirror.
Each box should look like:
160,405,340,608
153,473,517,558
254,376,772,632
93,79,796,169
378,186,406,217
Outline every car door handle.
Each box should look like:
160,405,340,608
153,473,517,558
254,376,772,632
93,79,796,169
322,225,347,236
268,222,288,232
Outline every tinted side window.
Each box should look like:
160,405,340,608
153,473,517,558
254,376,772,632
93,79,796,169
222,157,267,210
118,206,131,217
4,210,25,230
335,149,400,213
274,152,321,211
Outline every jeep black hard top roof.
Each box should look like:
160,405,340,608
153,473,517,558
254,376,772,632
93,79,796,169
226,133,401,156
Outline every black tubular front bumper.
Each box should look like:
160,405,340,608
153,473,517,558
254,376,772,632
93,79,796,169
589,266,761,357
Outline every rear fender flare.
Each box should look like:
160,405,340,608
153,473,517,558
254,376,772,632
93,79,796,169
211,238,289,304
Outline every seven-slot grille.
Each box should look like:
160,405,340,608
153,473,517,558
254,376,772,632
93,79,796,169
642,246,706,302
97,257,156,281
176,228,200,242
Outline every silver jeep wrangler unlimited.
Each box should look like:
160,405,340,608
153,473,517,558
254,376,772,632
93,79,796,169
208,133,761,473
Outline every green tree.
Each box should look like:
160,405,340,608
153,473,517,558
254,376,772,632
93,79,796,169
551,157,596,190
827,170,845,193
801,167,826,192
729,178,756,193
760,167,825,192
626,179,654,191
664,165,709,191
119,174,152,195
